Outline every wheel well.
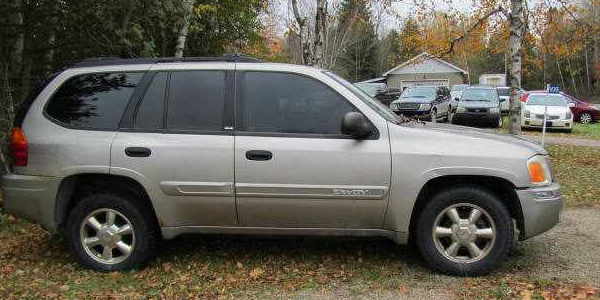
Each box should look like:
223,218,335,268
55,174,160,232
408,175,524,243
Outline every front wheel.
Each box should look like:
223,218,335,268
415,186,514,276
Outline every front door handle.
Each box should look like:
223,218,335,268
246,150,272,161
125,147,151,157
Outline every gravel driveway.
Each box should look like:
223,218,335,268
259,208,600,299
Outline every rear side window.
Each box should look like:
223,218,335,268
167,71,226,131
238,72,356,135
135,72,167,130
45,72,143,129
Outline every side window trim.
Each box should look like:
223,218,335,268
234,70,379,140
120,71,158,129
44,71,147,131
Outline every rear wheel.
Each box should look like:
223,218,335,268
579,113,592,124
66,193,159,271
415,186,514,276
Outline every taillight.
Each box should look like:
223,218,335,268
520,93,529,103
10,127,28,166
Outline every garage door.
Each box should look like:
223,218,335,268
400,79,449,91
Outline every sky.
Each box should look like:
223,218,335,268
269,0,554,37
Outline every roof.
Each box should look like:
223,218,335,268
66,54,261,69
358,77,386,84
382,52,468,77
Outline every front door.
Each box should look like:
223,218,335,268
111,65,237,227
234,70,391,229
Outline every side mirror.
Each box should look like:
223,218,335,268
568,102,575,108
500,98,506,102
342,112,373,139
454,97,460,102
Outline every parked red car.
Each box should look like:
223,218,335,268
522,91,600,124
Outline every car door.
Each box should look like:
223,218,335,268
111,64,237,228
233,69,391,229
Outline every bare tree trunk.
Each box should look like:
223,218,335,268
174,0,194,58
557,60,565,89
585,45,592,92
567,56,578,95
44,1,58,74
313,0,327,67
291,0,311,65
11,0,24,87
508,0,526,135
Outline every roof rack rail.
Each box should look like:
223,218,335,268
67,54,261,69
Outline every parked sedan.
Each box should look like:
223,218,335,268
521,93,573,132
390,86,450,122
524,91,599,124
450,86,503,128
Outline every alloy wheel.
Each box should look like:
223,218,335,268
580,113,592,124
80,208,136,265
432,203,496,264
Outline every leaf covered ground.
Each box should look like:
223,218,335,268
1,145,599,299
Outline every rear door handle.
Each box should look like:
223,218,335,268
125,147,151,157
246,150,272,161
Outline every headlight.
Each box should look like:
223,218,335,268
419,103,431,111
489,107,499,114
527,155,552,186
456,106,466,113
566,111,572,119
524,110,531,118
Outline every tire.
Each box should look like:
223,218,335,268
496,116,503,128
449,111,455,124
415,186,514,276
579,113,592,124
66,193,159,271
431,108,438,123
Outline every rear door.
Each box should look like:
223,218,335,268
111,63,237,227
233,69,391,229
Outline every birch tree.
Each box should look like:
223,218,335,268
174,0,195,58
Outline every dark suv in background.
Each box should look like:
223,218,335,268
450,86,503,128
390,86,450,121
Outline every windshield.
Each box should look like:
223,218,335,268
451,85,467,92
354,83,381,98
527,94,568,106
461,88,498,102
324,71,399,123
401,87,436,98
497,87,511,97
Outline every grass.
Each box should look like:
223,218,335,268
547,145,600,207
0,145,599,298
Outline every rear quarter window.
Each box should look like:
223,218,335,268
45,72,143,130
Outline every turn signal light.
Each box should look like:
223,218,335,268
528,161,545,183
9,127,28,166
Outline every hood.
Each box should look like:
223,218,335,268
524,105,569,115
396,97,434,103
393,121,546,155
458,100,499,108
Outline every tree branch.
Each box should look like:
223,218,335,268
440,6,506,56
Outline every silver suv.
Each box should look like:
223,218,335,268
2,56,562,275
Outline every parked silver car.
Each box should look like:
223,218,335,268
2,57,562,276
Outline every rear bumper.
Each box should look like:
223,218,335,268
517,183,563,240
1,174,61,232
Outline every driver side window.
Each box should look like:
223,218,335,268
237,71,357,135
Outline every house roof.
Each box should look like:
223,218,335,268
382,52,468,77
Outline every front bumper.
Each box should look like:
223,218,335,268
517,183,563,240
522,118,572,129
1,174,62,232
453,112,499,124
393,110,431,119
